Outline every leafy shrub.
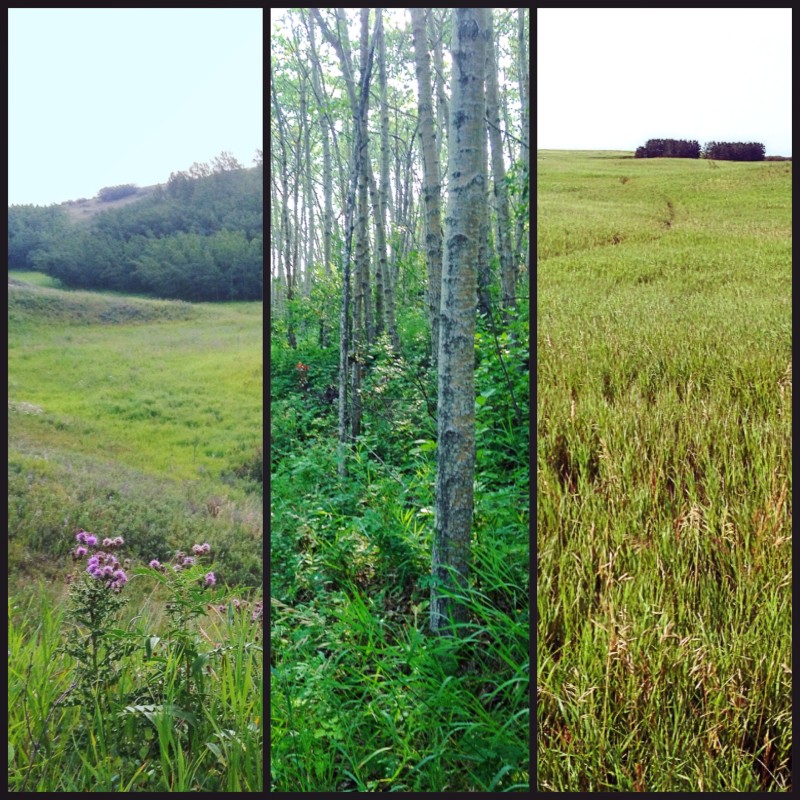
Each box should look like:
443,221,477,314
98,184,139,202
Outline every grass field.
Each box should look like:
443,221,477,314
536,151,791,791
8,273,263,790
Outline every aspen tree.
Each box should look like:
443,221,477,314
431,8,487,635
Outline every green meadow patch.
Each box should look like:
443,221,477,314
8,273,263,790
8,276,262,481
537,152,791,792
8,273,263,587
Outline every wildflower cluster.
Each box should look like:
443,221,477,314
73,530,129,592
149,543,215,587
62,530,134,708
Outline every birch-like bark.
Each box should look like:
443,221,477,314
307,15,333,277
310,7,379,464
431,9,449,166
485,10,516,311
271,71,296,348
432,7,486,635
377,10,400,349
410,7,443,366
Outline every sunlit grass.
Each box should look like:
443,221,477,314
8,276,262,480
537,151,791,791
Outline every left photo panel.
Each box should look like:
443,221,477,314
8,7,264,792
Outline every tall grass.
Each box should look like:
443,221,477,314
536,151,791,791
8,577,263,792
270,308,530,792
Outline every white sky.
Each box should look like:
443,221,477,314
8,8,263,207
538,8,792,155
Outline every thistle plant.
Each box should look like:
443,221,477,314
140,543,218,729
62,531,136,709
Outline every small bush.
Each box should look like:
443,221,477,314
98,184,139,202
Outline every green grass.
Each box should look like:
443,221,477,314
9,278,262,482
8,273,263,790
8,582,262,792
270,306,530,792
8,270,66,289
537,151,791,791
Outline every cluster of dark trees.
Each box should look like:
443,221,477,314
635,138,766,161
702,141,766,161
635,138,700,159
8,152,263,302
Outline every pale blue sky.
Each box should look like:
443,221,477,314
538,8,792,156
8,8,263,206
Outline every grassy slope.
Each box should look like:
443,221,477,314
8,273,263,790
537,152,791,791
9,277,262,480
59,184,158,223
8,273,263,587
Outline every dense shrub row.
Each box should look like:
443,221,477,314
8,154,263,302
635,138,766,161
635,139,700,159
702,141,765,161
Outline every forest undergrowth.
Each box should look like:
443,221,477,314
270,303,530,793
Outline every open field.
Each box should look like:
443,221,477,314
536,151,791,791
8,273,263,790
9,274,262,481
8,272,263,587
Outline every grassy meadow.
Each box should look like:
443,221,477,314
8,273,263,791
536,151,791,791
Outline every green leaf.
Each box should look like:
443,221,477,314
145,636,160,659
206,741,226,766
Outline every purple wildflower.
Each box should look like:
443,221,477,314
114,536,124,546
183,556,194,566
75,546,88,557
201,543,211,554
85,534,98,547
149,559,161,569
204,572,216,587
76,531,88,544
103,537,114,547
192,544,203,555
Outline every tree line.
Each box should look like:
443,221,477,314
7,151,263,302
635,138,766,161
